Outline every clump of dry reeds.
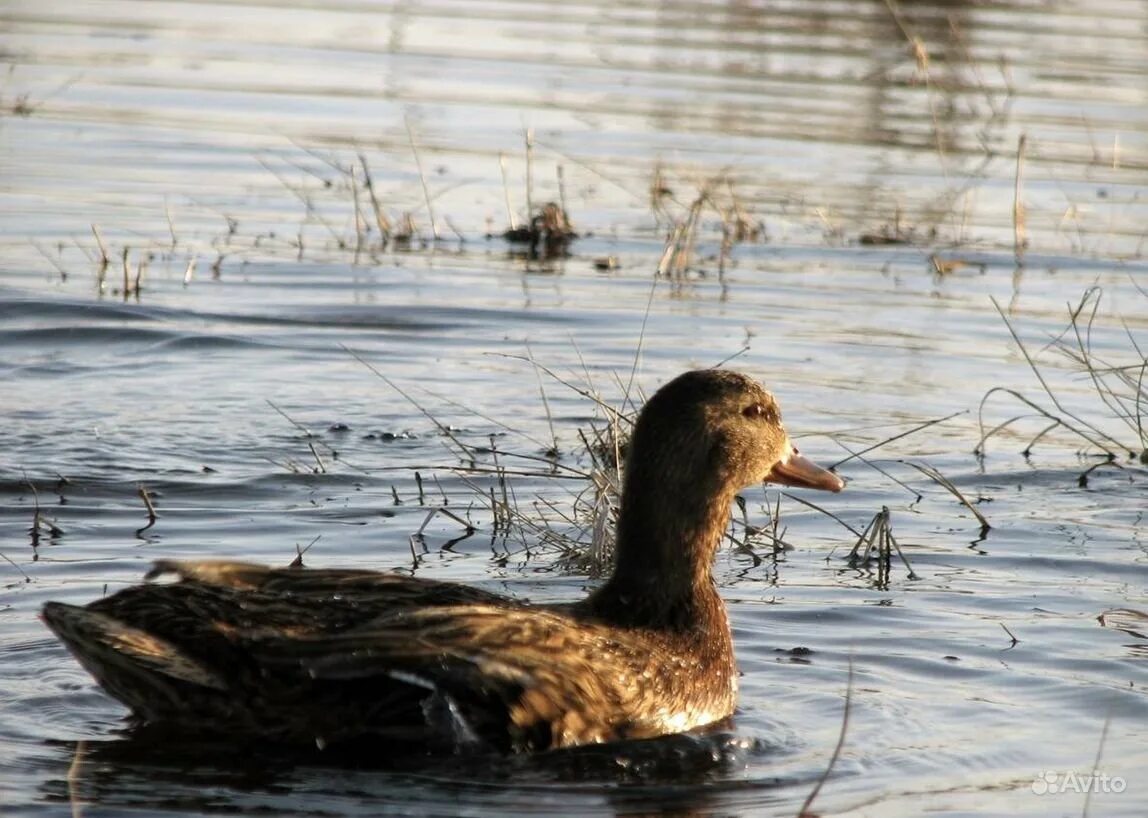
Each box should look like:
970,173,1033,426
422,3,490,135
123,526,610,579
653,168,764,278
846,507,917,589
499,130,577,258
977,287,1148,473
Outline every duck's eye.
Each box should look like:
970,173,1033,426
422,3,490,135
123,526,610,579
743,403,767,419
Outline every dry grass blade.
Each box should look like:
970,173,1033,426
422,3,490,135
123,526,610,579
289,534,321,568
782,492,864,538
491,352,632,429
405,117,439,241
829,411,964,470
0,551,31,583
903,460,990,534
980,296,1125,456
1051,287,1147,458
525,341,559,457
1082,709,1114,818
413,506,477,542
798,659,854,818
830,440,919,500
25,475,64,546
342,345,476,461
136,485,158,536
357,152,392,243
1013,133,1027,264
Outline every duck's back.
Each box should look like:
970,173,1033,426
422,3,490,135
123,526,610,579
41,560,736,754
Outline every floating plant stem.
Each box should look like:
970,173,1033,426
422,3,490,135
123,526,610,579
136,485,157,536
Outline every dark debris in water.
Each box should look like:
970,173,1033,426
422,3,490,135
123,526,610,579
501,203,576,259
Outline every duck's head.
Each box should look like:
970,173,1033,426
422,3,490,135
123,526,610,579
626,369,844,498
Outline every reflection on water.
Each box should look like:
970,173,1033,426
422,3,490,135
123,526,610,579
2,0,1148,816
42,730,780,817
3,0,1148,261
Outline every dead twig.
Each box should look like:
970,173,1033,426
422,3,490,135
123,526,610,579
136,485,158,536
903,460,991,535
798,659,854,818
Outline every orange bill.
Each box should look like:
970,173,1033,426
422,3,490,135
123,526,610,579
764,443,844,492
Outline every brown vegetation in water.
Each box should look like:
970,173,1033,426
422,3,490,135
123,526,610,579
977,286,1148,475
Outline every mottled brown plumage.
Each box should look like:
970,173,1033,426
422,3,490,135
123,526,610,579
42,369,843,754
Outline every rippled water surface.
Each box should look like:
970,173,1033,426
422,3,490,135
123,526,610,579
3,1,1148,816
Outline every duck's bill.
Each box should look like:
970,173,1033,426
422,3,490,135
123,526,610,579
765,444,844,492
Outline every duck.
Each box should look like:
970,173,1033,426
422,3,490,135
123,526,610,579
41,369,844,755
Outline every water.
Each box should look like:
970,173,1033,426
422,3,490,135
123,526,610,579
3,1,1148,815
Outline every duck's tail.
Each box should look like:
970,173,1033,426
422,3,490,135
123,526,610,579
41,602,227,720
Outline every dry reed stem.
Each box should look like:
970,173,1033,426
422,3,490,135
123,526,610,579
492,353,631,429
848,507,917,581
289,534,321,568
977,296,1126,457
830,440,920,499
90,224,109,267
413,506,476,542
265,400,365,474
25,475,63,545
350,163,366,257
0,550,31,582
307,441,327,473
828,411,964,471
32,241,68,279
903,461,990,534
556,164,568,220
357,152,392,242
342,346,476,462
499,152,517,230
120,246,130,296
1083,711,1114,818
524,128,535,224
136,485,157,536
164,198,178,249
525,341,560,457
404,118,439,241
797,660,854,818
257,156,344,245
1050,287,1147,457
783,492,863,538
1013,134,1027,264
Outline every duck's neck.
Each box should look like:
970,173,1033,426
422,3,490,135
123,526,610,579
587,475,734,631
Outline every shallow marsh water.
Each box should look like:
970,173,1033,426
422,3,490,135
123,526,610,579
2,1,1148,816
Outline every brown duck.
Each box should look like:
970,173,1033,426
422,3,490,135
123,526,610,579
42,369,843,754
